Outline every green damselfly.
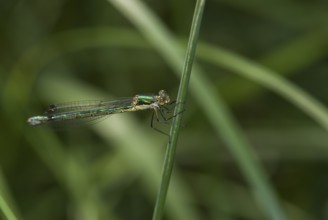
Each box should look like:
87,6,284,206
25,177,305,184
27,90,174,133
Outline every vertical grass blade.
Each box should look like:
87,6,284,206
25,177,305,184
152,1,205,219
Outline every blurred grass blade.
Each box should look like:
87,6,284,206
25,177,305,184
152,1,205,219
0,195,16,220
190,76,287,220
197,43,328,132
0,170,18,220
25,129,104,220
219,29,328,106
107,0,185,73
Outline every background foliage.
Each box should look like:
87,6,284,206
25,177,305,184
1,0,328,219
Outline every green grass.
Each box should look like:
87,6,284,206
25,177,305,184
3,25,328,219
152,1,205,219
1,0,328,220
0,171,18,220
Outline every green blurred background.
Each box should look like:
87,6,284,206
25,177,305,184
1,0,328,219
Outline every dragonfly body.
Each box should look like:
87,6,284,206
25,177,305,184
28,90,171,126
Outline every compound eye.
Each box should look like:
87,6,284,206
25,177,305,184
159,90,165,96
157,90,170,105
132,95,139,106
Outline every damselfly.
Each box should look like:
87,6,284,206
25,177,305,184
27,90,174,133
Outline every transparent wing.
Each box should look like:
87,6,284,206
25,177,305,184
37,98,134,127
45,98,134,114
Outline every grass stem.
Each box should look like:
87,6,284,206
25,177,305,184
152,1,206,219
